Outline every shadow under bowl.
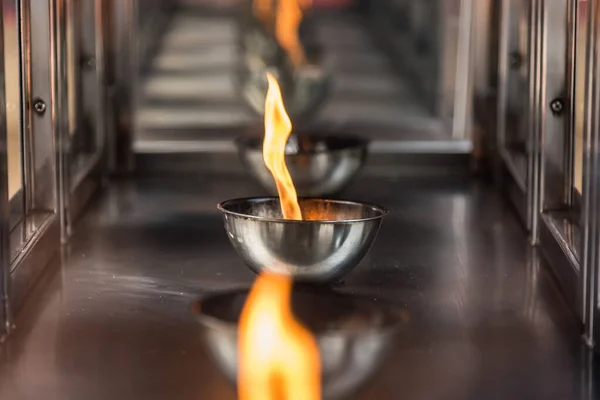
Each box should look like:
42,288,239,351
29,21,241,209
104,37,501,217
217,197,387,283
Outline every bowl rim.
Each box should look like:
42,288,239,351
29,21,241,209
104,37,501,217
234,133,369,155
217,196,389,224
191,287,407,339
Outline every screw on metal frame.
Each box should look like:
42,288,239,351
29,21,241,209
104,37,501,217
549,98,565,116
33,99,47,115
509,52,523,69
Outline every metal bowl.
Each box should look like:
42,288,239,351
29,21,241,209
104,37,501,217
192,288,409,399
238,62,331,121
236,13,330,120
235,134,369,197
217,197,387,283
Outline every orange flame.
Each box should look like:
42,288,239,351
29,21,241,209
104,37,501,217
275,0,311,66
238,272,321,400
237,74,320,399
252,0,311,65
263,72,302,220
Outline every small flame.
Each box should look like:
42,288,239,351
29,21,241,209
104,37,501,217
238,272,321,400
275,0,311,66
252,0,311,66
263,72,302,220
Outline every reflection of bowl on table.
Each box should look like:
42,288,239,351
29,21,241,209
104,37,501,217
236,134,369,197
217,197,387,284
192,288,408,400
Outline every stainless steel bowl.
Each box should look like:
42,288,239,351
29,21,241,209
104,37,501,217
238,62,331,121
236,134,369,197
192,288,409,399
217,197,387,283
236,13,331,120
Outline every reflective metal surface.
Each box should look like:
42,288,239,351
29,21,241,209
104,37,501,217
535,0,584,324
235,133,368,196
193,288,407,399
2,0,22,201
0,1,10,337
1,0,65,325
0,175,591,399
1,1,600,395
106,0,138,173
496,0,539,234
62,0,106,238
583,0,600,346
218,197,386,283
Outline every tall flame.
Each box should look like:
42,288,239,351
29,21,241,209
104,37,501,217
237,74,320,399
238,272,321,400
263,72,302,220
275,0,311,66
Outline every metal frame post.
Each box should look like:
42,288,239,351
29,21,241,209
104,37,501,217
0,2,12,339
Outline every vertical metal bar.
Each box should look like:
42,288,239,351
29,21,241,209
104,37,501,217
26,0,59,214
496,0,534,197
51,0,70,242
564,0,579,207
107,0,136,175
536,0,571,221
0,2,13,338
528,0,542,244
451,0,474,141
128,0,138,173
18,0,34,219
496,0,511,170
104,0,116,172
94,0,106,155
583,0,600,347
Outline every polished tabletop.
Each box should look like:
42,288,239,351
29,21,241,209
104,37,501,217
0,174,595,400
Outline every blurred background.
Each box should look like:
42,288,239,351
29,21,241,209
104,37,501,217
131,0,473,174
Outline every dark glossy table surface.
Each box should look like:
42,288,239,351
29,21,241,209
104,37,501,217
0,175,596,400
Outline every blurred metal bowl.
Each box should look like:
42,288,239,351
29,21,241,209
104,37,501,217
236,133,369,197
238,62,331,121
192,288,409,399
217,197,387,283
236,13,331,120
